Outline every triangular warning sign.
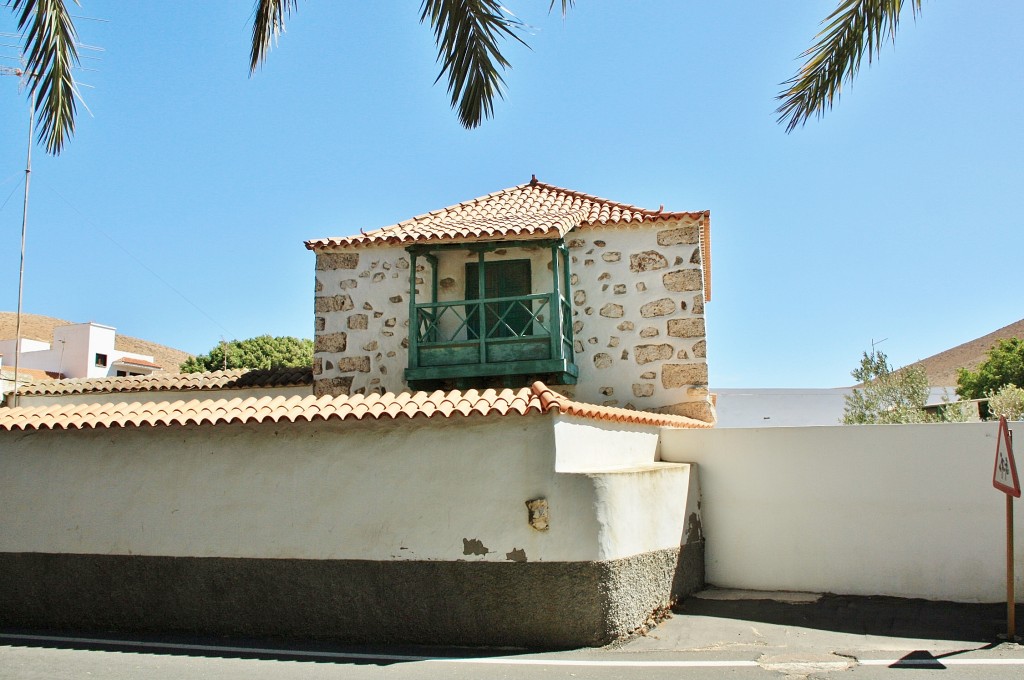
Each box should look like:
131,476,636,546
993,416,1021,497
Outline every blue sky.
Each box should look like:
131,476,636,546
1,2,1021,388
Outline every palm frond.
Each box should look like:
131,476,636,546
776,0,921,132
250,0,299,73
421,0,528,129
550,0,574,17
13,0,81,155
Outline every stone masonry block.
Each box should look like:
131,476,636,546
656,224,699,246
315,332,347,353
629,251,668,272
315,295,355,313
662,269,703,293
661,363,708,389
667,318,705,338
314,376,354,396
640,298,675,318
337,356,371,373
634,344,673,365
317,252,360,270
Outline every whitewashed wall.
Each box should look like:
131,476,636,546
1,415,696,564
661,422,1024,602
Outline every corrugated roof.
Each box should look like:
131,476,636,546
0,381,711,431
15,367,313,397
305,179,708,249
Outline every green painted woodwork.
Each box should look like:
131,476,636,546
404,241,577,388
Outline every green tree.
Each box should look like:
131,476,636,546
956,338,1024,400
181,335,313,373
12,0,921,155
843,349,933,424
987,384,1024,421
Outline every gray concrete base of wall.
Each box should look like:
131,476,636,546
0,543,703,648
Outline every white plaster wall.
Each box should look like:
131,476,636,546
590,463,698,560
661,422,1024,602
0,417,603,562
1,414,698,563
553,414,662,472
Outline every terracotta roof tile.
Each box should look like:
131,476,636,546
15,367,314,397
305,179,708,249
0,382,710,432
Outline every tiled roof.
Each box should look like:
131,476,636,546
305,178,708,250
0,381,711,431
112,356,161,368
15,367,313,397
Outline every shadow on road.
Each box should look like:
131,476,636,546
674,592,1021,644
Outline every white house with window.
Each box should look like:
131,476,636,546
0,322,161,382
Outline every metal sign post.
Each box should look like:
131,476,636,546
993,416,1021,641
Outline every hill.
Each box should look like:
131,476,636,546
905,319,1024,388
0,312,191,374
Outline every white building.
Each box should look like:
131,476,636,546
0,322,161,382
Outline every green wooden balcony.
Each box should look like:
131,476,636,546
405,292,578,388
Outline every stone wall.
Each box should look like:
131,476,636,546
560,218,710,419
312,217,711,420
313,248,416,397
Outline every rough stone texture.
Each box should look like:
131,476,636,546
313,357,322,376
613,284,626,295
568,238,585,249
372,273,386,283
636,282,647,292
656,225,699,246
340,279,358,290
617,321,635,332
662,269,702,293
639,327,659,338
667,318,705,338
594,353,612,369
635,344,674,365
313,376,354,396
314,332,347,353
661,363,709,388
348,314,369,330
317,252,359,270
315,278,323,292
573,290,587,306
0,544,702,648
640,371,656,380
693,340,706,358
640,298,675,318
389,295,403,304
632,383,655,398
315,295,354,313
599,304,624,318
692,295,704,315
652,400,716,424
629,251,668,272
602,252,621,263
361,341,378,352
690,248,702,264
315,317,326,332
337,356,371,373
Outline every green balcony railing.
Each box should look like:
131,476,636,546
406,292,577,386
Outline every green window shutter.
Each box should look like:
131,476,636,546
465,259,532,339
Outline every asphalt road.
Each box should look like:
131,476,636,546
3,590,1023,679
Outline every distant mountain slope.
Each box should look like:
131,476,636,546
0,312,191,374
905,319,1024,388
